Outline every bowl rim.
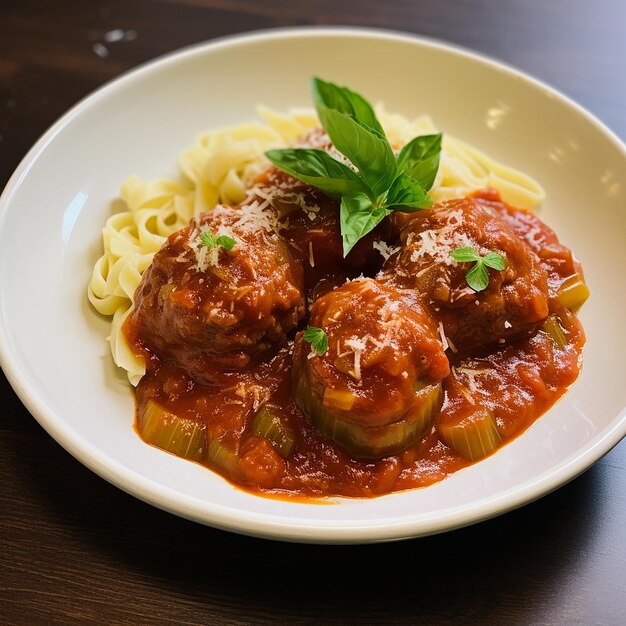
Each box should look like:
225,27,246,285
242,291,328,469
1,25,625,544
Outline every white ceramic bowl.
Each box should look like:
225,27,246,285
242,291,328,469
1,27,625,544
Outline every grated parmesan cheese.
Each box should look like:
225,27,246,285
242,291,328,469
234,382,270,411
233,196,279,233
188,229,220,271
186,200,281,273
405,207,486,268
255,180,322,222
344,337,366,381
300,130,358,172
372,240,400,260
437,321,449,351
453,365,489,393
447,336,458,353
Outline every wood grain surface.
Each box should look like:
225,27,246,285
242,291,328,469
1,1,625,624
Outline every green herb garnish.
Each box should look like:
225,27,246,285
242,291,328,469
265,77,442,256
303,326,329,356
200,231,236,251
450,247,506,292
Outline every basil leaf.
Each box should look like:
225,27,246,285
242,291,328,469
318,107,397,199
450,247,481,263
340,194,388,256
311,77,386,138
384,172,432,211
265,148,366,197
396,134,442,191
317,106,397,198
264,78,447,259
465,261,490,292
482,251,506,271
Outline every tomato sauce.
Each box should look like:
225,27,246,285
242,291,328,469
125,189,586,500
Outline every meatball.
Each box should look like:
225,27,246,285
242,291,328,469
130,204,305,383
293,278,450,458
254,166,387,296
382,198,550,354
471,189,588,308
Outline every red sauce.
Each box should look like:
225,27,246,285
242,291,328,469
125,188,586,500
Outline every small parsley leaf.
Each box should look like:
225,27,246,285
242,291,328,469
450,247,481,263
465,261,490,292
482,252,506,271
451,247,506,292
303,326,329,356
200,231,236,250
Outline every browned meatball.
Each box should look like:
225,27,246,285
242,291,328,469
471,189,586,302
293,278,450,458
130,204,305,383
254,166,388,296
382,198,550,354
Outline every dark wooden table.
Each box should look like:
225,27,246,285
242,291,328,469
1,1,625,624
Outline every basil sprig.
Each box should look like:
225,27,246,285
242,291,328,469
265,77,442,256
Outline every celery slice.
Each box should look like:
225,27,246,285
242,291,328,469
557,274,589,312
139,399,207,462
207,438,239,475
439,410,502,461
542,315,567,348
251,405,296,458
295,367,441,459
